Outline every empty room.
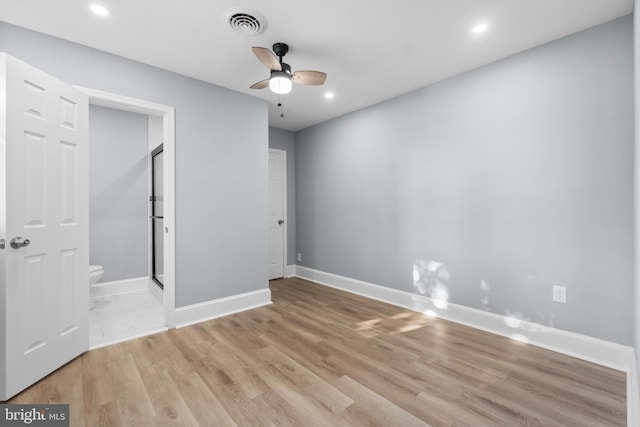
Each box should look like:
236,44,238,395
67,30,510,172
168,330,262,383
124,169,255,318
0,1,638,426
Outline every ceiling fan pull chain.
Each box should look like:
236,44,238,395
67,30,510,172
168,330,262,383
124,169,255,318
278,96,285,118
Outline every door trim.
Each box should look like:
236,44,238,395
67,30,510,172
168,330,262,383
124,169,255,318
269,148,287,279
73,86,176,329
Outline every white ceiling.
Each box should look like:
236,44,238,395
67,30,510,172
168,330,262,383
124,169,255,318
0,1,633,132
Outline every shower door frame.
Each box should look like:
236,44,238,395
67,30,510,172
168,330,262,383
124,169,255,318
151,143,164,289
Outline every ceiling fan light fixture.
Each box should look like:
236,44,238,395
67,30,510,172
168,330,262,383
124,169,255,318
269,73,292,94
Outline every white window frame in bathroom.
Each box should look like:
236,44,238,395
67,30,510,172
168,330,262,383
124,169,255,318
74,85,176,329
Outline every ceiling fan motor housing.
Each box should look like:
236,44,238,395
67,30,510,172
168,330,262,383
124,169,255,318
270,63,292,81
280,63,292,77
272,42,289,58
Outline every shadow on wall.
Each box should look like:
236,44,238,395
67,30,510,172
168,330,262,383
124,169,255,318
90,156,148,212
411,259,564,344
413,260,450,309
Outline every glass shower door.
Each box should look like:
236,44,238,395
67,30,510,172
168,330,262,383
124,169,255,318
151,144,164,288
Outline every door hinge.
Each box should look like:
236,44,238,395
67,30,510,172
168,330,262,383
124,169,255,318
0,239,5,249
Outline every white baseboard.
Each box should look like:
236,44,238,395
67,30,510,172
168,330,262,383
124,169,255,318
285,265,296,278
175,288,272,328
294,266,633,373
148,280,164,304
91,276,150,298
629,351,639,427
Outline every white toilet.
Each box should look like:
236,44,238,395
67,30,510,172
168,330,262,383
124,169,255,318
89,265,104,310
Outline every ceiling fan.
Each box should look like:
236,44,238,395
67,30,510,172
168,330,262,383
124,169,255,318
250,42,327,95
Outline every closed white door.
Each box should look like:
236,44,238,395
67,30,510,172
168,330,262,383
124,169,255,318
268,149,286,279
0,53,89,400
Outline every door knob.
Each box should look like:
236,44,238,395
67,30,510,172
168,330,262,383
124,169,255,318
277,219,284,225
10,237,30,249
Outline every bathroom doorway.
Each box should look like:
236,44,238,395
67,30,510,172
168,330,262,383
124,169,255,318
77,86,176,348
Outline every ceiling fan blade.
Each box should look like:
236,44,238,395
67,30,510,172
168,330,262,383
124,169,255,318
292,70,327,85
250,79,270,89
252,47,282,71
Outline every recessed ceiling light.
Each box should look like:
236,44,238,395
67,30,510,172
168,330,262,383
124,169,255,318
324,92,335,99
473,23,488,34
90,4,109,16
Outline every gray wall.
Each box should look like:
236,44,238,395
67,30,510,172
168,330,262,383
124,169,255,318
0,21,269,307
89,105,148,282
269,127,296,266
295,16,634,345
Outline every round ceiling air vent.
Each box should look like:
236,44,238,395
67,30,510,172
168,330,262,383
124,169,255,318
224,8,267,36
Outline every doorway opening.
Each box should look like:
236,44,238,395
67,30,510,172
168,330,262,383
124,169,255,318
75,86,176,348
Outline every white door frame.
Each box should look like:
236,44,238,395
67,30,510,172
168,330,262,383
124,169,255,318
269,148,287,279
74,86,176,328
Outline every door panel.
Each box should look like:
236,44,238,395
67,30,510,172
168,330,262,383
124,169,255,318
60,140,78,225
268,150,285,279
1,53,89,400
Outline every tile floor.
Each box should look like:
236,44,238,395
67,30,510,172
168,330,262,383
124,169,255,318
89,289,166,349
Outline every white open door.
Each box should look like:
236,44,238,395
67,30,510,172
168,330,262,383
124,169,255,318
268,149,286,280
0,53,89,401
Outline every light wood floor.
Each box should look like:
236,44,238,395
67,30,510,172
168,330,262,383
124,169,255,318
9,277,626,426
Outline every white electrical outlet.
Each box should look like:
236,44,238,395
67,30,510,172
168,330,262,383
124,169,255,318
297,253,302,262
552,285,567,303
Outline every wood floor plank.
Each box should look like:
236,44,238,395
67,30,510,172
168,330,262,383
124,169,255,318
478,380,615,427
105,353,156,426
248,388,308,427
5,277,627,426
95,400,125,427
167,371,237,427
137,363,199,427
204,342,269,399
254,359,347,426
193,357,268,426
455,389,550,427
333,375,431,427
416,390,499,427
303,380,355,413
